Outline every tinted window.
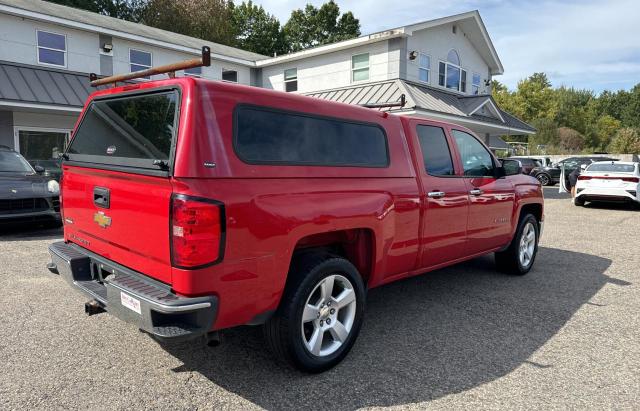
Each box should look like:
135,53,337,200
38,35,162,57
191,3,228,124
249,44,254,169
0,151,34,173
452,130,494,177
234,106,388,167
416,125,454,176
68,91,178,166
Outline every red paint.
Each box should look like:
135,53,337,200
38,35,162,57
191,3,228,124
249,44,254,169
62,78,544,330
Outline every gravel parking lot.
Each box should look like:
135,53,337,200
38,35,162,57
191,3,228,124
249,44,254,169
1,196,638,410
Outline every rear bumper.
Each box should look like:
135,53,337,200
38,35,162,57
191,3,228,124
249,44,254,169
576,187,639,203
48,241,217,342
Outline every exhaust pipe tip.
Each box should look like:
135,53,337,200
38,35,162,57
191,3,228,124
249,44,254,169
206,331,222,347
84,300,106,316
46,262,59,275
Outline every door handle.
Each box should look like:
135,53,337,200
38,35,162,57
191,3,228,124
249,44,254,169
427,191,446,198
469,188,483,196
93,187,110,209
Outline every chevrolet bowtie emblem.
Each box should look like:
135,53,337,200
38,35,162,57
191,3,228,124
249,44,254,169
10,189,17,193
93,211,112,228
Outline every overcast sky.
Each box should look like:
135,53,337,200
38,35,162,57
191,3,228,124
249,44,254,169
254,0,640,93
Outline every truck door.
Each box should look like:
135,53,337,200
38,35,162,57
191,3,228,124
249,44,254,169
450,129,515,253
413,124,469,268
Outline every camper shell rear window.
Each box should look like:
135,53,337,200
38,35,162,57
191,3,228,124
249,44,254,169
233,105,389,167
67,89,180,172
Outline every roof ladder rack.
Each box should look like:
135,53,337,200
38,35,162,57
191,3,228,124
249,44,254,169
89,46,211,87
361,94,406,109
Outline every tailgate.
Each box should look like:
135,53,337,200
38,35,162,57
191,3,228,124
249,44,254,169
62,88,180,284
62,166,173,283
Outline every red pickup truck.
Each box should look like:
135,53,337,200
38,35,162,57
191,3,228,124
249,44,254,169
48,77,543,372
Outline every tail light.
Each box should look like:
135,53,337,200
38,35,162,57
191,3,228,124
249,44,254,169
171,195,225,269
578,175,639,183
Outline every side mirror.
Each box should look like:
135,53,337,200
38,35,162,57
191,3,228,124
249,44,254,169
500,159,522,176
34,165,45,174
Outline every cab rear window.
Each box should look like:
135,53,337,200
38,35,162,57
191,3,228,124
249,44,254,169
234,105,389,167
67,90,178,169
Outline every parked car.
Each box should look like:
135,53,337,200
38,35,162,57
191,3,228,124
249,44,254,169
28,158,63,182
510,155,552,168
0,146,61,225
47,77,544,372
575,161,639,206
504,157,540,175
530,156,618,186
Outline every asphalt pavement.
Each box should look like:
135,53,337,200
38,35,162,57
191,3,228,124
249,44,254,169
1,198,638,410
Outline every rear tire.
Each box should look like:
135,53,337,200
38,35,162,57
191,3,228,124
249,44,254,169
574,197,585,206
264,252,366,373
495,214,539,275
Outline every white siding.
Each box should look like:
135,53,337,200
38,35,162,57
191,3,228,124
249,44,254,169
261,40,390,93
0,13,100,73
406,23,491,94
110,37,251,84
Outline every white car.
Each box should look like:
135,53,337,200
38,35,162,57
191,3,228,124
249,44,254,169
575,161,640,206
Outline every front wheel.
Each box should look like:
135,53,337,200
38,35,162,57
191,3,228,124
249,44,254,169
495,214,539,275
264,253,365,372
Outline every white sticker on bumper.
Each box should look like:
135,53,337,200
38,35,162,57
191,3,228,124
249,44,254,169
120,292,141,315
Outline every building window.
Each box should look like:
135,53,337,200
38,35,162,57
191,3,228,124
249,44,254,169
130,49,152,79
351,53,369,82
472,73,481,95
184,66,202,77
418,53,430,83
37,30,66,67
222,69,238,82
284,68,297,92
439,49,467,92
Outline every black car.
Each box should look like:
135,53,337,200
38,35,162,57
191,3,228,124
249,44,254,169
0,146,61,226
504,157,541,175
530,156,618,186
28,159,63,182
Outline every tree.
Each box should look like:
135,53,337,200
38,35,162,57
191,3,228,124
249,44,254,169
283,1,360,52
233,1,286,56
513,73,557,123
529,118,559,153
608,128,640,154
557,127,585,153
591,115,622,151
142,0,237,46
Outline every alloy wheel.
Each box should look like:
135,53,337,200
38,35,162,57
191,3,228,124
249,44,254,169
519,222,536,268
537,174,550,185
300,274,357,357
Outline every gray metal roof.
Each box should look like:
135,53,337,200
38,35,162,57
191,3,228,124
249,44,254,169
305,79,536,133
489,136,510,149
0,0,268,63
0,61,97,108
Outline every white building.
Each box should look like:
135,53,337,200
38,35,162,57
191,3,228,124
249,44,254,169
0,0,532,167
